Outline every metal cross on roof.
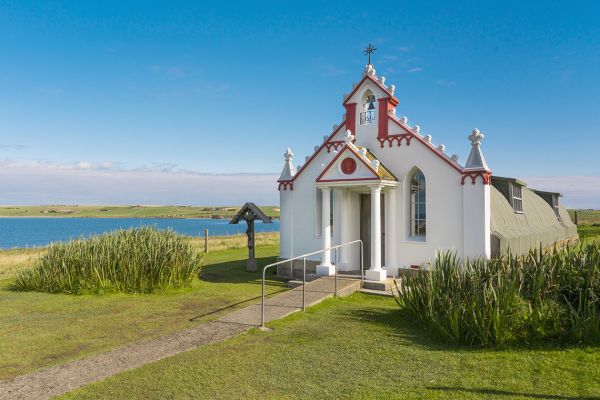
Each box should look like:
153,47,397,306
363,43,377,65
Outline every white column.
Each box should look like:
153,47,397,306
316,187,334,275
366,185,387,281
383,187,397,276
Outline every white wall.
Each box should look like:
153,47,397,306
280,75,489,272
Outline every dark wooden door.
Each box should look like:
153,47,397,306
359,193,385,269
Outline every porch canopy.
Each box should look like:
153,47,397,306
314,133,398,282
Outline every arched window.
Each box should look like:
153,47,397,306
409,170,426,238
360,91,376,125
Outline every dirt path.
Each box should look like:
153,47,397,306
0,276,359,400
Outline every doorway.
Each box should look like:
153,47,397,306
359,193,385,268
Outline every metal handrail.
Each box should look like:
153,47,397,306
260,239,363,329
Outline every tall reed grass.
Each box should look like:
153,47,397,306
14,227,203,294
395,243,600,346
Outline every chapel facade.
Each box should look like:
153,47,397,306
277,63,577,282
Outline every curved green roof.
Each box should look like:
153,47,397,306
490,186,578,256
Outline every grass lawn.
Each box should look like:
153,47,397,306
61,293,600,400
0,241,285,381
0,205,279,219
578,224,600,242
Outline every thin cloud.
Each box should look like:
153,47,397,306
0,145,27,151
0,160,279,205
314,57,347,77
151,65,186,78
522,176,600,209
436,79,457,87
407,67,423,73
205,83,231,94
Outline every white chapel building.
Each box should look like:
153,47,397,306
277,63,577,282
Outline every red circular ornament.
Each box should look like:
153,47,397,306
340,158,357,175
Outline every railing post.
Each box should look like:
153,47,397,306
261,267,266,328
302,257,306,311
360,241,364,289
334,247,338,297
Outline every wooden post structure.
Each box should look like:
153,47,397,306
574,210,578,226
229,203,273,272
204,229,209,253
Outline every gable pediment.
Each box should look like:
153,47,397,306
316,144,396,183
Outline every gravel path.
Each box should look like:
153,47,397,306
0,276,359,400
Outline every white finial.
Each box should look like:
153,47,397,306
390,84,395,95
359,148,367,157
469,128,484,145
400,116,408,124
425,135,432,143
314,146,319,152
451,154,459,162
279,148,297,181
380,76,386,87
284,148,293,160
413,125,421,133
367,65,376,77
371,159,380,171
389,108,396,116
344,129,355,144
437,144,446,153
465,128,489,171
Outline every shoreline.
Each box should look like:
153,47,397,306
0,216,280,220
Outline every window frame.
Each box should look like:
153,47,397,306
511,183,524,213
408,170,426,240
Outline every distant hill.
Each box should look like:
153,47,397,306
0,205,280,219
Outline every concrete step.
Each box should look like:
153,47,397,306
362,277,395,291
288,273,363,288
358,288,395,298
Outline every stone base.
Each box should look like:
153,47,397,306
362,278,392,291
365,269,387,282
316,263,335,276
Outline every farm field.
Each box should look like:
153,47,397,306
62,293,600,400
0,205,279,219
0,233,283,380
569,209,600,225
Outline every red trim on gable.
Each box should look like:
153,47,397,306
325,140,354,153
342,75,399,106
461,171,492,185
387,115,464,174
288,121,345,184
378,134,413,148
318,177,381,183
316,144,382,183
278,181,294,191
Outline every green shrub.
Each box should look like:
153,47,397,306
395,243,600,346
14,227,203,294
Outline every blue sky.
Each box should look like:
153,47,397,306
0,1,599,206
